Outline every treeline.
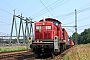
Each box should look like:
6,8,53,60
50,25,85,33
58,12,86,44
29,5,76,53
72,28,90,44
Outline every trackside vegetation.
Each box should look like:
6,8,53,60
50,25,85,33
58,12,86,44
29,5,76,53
63,44,90,60
0,46,27,52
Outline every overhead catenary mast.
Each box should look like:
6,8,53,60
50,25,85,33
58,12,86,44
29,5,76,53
75,9,77,45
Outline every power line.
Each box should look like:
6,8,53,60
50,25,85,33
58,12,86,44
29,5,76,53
25,0,60,16
63,16,90,25
27,0,69,19
15,0,29,12
2,0,28,13
54,6,90,23
2,0,14,8
45,0,56,16
22,0,39,14
45,0,50,7
45,0,55,12
0,8,13,15
66,28,74,31
50,0,69,10
55,11,74,18
78,3,90,10
39,0,54,17
0,20,11,25
78,28,89,30
1,0,20,13
55,6,90,19
77,16,90,22
77,24,90,31
32,0,69,18
77,24,90,28
78,7,90,13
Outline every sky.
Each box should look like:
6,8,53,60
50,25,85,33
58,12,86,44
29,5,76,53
0,0,90,36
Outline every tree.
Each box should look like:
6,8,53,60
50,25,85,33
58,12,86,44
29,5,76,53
72,28,90,44
72,32,80,44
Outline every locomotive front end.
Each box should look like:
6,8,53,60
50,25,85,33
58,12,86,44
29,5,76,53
30,18,55,56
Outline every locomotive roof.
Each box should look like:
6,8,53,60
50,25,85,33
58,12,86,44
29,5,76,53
39,18,61,24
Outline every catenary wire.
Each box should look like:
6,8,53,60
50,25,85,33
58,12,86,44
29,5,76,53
39,0,54,17
31,0,70,19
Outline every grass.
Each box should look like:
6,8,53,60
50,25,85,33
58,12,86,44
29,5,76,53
63,44,90,60
0,46,27,52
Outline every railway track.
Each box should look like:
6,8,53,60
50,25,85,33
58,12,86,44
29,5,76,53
0,50,64,60
0,50,35,60
0,45,74,60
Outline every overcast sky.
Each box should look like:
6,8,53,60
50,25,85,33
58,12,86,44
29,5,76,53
0,0,90,36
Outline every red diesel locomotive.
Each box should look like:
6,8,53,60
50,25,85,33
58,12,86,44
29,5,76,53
30,18,74,56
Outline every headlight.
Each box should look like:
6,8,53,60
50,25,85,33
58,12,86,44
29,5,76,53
36,26,41,30
37,40,39,42
40,41,42,43
46,26,51,29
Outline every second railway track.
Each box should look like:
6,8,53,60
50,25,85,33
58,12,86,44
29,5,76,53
0,50,35,60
